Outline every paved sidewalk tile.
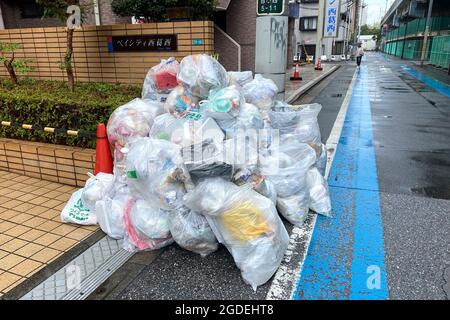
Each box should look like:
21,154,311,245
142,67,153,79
0,170,98,297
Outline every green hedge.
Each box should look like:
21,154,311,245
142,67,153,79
0,79,140,148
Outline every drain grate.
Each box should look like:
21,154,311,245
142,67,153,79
20,236,134,300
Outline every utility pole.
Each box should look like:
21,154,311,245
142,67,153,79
420,0,434,66
315,0,325,65
255,0,289,100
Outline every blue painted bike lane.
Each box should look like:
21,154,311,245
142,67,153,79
293,66,389,300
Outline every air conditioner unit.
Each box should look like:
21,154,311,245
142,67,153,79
409,0,426,18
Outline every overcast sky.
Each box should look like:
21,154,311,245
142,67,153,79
364,0,395,25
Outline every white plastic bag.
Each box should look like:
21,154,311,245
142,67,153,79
142,57,179,101
177,54,229,99
125,137,193,210
228,71,253,88
184,178,289,291
81,173,114,210
168,206,218,257
266,140,317,198
306,167,332,216
95,194,133,239
61,189,97,225
123,198,173,252
242,74,278,113
276,191,310,226
107,98,164,159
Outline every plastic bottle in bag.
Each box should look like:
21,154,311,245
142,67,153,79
168,206,218,257
306,167,332,216
177,54,229,99
123,198,173,252
183,178,289,291
142,57,179,101
125,137,193,210
164,85,201,119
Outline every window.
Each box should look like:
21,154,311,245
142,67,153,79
19,0,44,19
300,17,317,31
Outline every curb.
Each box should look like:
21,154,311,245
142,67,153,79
286,65,341,104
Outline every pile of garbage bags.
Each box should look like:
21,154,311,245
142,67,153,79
60,54,332,291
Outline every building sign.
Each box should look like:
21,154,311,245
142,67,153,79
107,35,177,52
324,0,340,38
192,39,204,46
257,0,285,16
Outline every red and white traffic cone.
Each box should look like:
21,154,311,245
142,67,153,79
315,57,323,71
290,63,302,80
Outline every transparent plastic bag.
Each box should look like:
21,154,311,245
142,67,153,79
177,54,229,99
163,85,201,119
306,167,332,216
142,57,179,100
61,189,97,225
220,103,264,138
270,103,322,152
168,206,218,257
123,198,173,252
316,143,327,176
266,140,317,198
228,71,253,88
81,172,114,211
150,113,224,148
107,98,164,157
199,85,243,120
184,178,289,291
277,191,310,226
95,194,132,239
125,137,193,210
242,74,278,113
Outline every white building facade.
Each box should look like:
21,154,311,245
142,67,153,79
294,0,357,60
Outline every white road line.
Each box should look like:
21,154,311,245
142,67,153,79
266,69,358,300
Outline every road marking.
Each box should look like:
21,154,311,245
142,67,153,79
401,65,450,98
266,68,357,300
292,66,389,300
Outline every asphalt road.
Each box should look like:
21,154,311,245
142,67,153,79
90,53,450,300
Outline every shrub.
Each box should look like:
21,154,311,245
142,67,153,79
0,79,140,148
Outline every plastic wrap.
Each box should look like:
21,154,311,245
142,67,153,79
169,206,218,257
164,85,201,119
142,57,179,101
95,194,132,239
125,137,193,210
228,71,253,88
107,98,164,160
150,113,224,148
177,54,229,99
184,178,289,291
266,139,317,198
306,167,332,216
277,191,310,226
316,143,327,176
61,189,97,225
123,198,173,252
81,173,114,211
242,74,278,113
199,85,243,120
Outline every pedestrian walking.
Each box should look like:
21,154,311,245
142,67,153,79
356,44,364,68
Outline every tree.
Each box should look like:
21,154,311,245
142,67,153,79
36,0,83,92
360,24,382,44
0,42,32,84
111,0,217,22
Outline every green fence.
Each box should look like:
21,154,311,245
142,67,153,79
429,35,450,68
385,16,450,40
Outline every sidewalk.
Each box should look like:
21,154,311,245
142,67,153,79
0,171,98,298
285,62,337,101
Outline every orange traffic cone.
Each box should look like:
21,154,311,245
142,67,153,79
94,123,113,175
315,57,323,71
290,63,302,80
